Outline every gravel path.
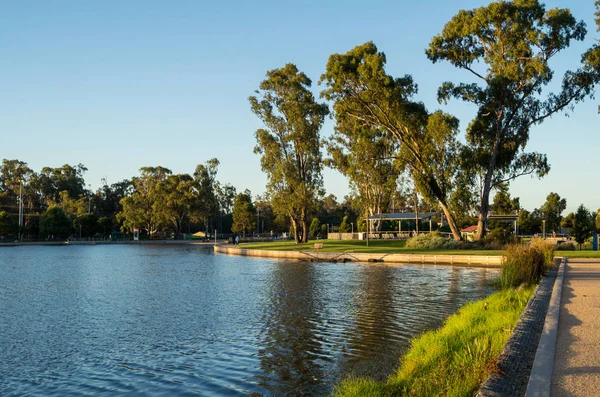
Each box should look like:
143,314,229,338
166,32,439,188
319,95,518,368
551,260,600,396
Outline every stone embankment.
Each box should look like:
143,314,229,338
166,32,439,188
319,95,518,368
214,244,503,266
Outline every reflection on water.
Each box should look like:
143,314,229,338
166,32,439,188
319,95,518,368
0,245,497,396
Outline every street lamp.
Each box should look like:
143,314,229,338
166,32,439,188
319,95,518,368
351,222,354,234
257,207,260,235
18,180,24,242
542,219,546,239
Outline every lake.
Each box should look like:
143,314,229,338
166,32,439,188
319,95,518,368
0,244,497,396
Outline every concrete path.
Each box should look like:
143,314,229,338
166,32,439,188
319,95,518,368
552,259,600,396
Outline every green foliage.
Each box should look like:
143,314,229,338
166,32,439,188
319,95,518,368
529,238,556,268
232,190,255,236
540,193,567,233
570,204,594,248
427,0,599,240
40,206,72,239
320,41,463,240
73,213,98,237
36,163,88,207
338,215,350,233
154,173,196,238
193,158,220,232
0,210,17,238
334,287,534,397
118,166,172,236
500,240,553,289
557,241,576,251
250,64,328,243
309,217,321,238
405,232,473,250
97,216,113,235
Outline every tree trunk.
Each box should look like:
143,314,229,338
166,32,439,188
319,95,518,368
300,219,308,243
439,201,462,241
476,123,502,241
476,182,493,241
291,217,300,244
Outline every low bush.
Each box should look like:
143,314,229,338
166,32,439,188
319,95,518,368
529,238,556,267
500,241,555,289
557,241,576,251
405,232,459,250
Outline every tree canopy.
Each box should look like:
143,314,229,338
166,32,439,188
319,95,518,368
426,0,600,240
320,42,464,240
250,63,328,243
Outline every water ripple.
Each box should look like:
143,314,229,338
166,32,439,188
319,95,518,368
0,246,497,396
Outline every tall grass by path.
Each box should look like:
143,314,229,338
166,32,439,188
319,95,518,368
333,286,535,397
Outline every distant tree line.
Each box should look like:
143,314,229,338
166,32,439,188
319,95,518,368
4,1,600,244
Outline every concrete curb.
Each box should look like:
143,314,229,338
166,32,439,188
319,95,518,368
525,257,566,396
213,244,503,267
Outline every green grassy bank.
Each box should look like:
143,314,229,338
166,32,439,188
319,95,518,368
239,240,504,256
333,286,535,397
239,240,600,258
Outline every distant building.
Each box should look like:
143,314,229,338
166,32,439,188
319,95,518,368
460,225,478,241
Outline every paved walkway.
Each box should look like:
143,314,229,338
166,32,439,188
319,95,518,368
552,259,600,396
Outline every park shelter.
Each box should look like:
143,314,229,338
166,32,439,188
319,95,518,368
367,212,438,234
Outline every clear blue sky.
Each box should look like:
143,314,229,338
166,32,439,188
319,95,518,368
1,0,598,214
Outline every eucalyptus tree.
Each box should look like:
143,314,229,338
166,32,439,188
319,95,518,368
320,42,464,240
215,182,236,233
0,160,39,225
250,64,329,243
571,204,594,249
118,166,172,236
193,158,220,233
583,1,600,111
540,192,567,233
232,190,255,237
155,173,196,238
36,163,88,205
426,0,600,240
40,206,72,239
326,122,401,232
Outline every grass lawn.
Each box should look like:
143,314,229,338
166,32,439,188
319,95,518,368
239,240,504,256
556,250,600,258
239,240,600,258
333,286,535,397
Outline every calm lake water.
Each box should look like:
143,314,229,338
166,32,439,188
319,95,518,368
0,245,497,396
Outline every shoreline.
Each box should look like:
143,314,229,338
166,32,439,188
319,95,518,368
0,240,217,247
214,244,504,267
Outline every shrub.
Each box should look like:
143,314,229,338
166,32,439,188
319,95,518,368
557,241,576,251
529,238,555,268
405,232,459,250
500,243,551,289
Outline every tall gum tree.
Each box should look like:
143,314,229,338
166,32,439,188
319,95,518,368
320,42,464,240
426,0,600,240
325,123,401,232
250,64,328,243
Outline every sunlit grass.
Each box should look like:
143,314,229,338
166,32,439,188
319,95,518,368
239,239,504,256
556,250,600,258
333,286,535,397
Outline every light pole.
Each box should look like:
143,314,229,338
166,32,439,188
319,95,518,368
88,184,92,213
18,180,23,242
351,222,354,234
542,219,546,239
